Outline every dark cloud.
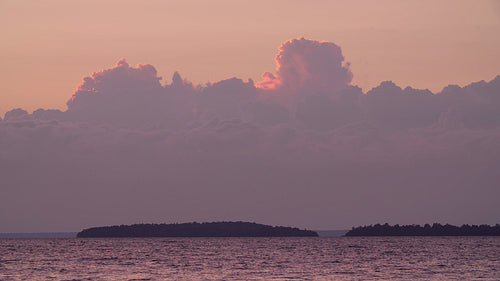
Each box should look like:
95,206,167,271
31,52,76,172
437,76,500,129
1,38,499,232
197,78,257,121
361,81,441,130
3,108,29,121
65,59,181,128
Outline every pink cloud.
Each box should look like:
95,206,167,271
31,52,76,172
257,38,353,106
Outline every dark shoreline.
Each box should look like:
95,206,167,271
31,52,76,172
77,222,319,238
345,223,500,236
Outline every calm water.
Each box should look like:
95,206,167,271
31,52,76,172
1,237,499,280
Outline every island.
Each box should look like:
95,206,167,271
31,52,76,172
345,223,500,236
77,221,318,238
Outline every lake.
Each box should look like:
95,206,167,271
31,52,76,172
1,237,499,280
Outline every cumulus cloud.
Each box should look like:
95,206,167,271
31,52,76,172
3,108,29,121
257,38,352,91
1,38,499,232
66,58,182,128
257,38,353,107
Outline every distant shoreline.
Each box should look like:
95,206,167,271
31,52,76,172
77,222,318,238
0,231,349,239
345,223,500,236
4,223,499,238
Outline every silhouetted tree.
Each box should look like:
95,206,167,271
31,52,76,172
345,223,500,236
77,222,318,238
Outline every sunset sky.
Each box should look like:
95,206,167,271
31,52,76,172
1,0,499,116
1,0,499,232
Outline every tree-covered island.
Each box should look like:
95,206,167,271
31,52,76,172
345,223,500,236
77,221,318,238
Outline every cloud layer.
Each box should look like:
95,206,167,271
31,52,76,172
1,38,499,232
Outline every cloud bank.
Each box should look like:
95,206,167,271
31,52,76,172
1,38,499,232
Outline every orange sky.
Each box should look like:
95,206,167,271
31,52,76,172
1,0,499,116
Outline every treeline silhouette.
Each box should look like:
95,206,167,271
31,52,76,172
77,221,318,238
345,223,500,236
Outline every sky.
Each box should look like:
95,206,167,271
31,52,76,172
1,0,499,232
1,0,499,116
